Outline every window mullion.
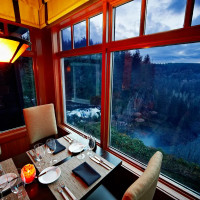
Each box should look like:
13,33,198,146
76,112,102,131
139,0,147,36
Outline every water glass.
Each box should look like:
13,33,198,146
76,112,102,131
34,143,45,167
10,176,25,199
46,138,56,164
87,135,96,156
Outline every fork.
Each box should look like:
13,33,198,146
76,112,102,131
60,182,77,200
94,156,113,169
57,187,69,200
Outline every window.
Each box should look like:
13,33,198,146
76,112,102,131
16,57,37,108
0,22,4,34
8,24,31,50
89,14,103,45
192,0,200,26
0,57,36,132
63,54,102,139
110,43,200,194
74,21,86,48
61,27,72,51
145,0,187,35
114,0,141,41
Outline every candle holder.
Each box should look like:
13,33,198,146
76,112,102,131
21,164,36,184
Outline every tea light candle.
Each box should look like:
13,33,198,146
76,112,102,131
21,164,36,184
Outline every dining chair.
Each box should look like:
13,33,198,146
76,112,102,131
23,103,58,144
86,151,163,200
122,151,163,200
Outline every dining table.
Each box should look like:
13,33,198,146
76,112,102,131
0,132,122,200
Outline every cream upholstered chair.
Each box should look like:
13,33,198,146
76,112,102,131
23,103,58,144
122,151,163,200
86,151,163,200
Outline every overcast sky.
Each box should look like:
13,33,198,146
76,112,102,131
62,0,200,63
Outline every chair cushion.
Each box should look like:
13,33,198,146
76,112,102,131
86,185,117,200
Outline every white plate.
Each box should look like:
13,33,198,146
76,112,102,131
0,173,17,191
38,167,61,184
68,143,85,153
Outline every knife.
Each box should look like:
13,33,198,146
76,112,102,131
89,156,110,170
94,156,113,169
38,167,58,178
27,151,36,162
64,136,72,143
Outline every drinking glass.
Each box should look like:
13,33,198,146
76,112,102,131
46,138,56,164
34,143,46,168
0,169,8,200
10,176,25,200
87,135,96,156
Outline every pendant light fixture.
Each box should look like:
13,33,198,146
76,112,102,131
0,35,31,63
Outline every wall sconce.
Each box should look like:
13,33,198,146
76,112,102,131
0,36,31,63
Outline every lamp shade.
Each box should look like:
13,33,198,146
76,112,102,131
0,36,31,63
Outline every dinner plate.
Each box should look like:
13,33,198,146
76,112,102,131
0,173,17,191
38,167,61,184
68,143,85,153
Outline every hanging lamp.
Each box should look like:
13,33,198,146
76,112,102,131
0,35,31,63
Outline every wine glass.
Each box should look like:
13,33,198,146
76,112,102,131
87,135,96,156
46,138,56,164
9,168,25,199
0,169,9,200
34,143,46,168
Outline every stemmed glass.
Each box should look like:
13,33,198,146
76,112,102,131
10,170,25,200
87,135,96,156
34,143,46,168
46,138,56,164
0,167,9,200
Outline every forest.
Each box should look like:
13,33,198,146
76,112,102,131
64,47,200,194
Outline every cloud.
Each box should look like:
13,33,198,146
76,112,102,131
115,0,141,40
137,43,200,63
89,14,103,44
74,21,86,42
145,0,187,34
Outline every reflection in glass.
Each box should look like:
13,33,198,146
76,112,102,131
74,21,86,48
16,57,36,108
0,57,36,132
63,54,102,139
111,43,200,194
192,0,200,26
0,22,4,34
114,0,141,41
61,27,71,51
145,0,187,35
89,14,103,45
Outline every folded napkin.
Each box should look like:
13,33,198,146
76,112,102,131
53,140,66,154
72,162,101,186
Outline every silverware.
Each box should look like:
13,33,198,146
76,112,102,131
66,135,73,142
64,136,72,144
57,187,69,200
89,156,110,170
38,167,58,178
60,182,77,200
94,156,113,169
27,151,37,162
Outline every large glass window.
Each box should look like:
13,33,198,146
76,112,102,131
61,27,72,51
145,0,187,35
192,0,200,26
89,14,103,45
0,22,4,35
111,43,200,194
74,21,86,48
0,57,36,132
114,0,141,41
63,54,102,139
